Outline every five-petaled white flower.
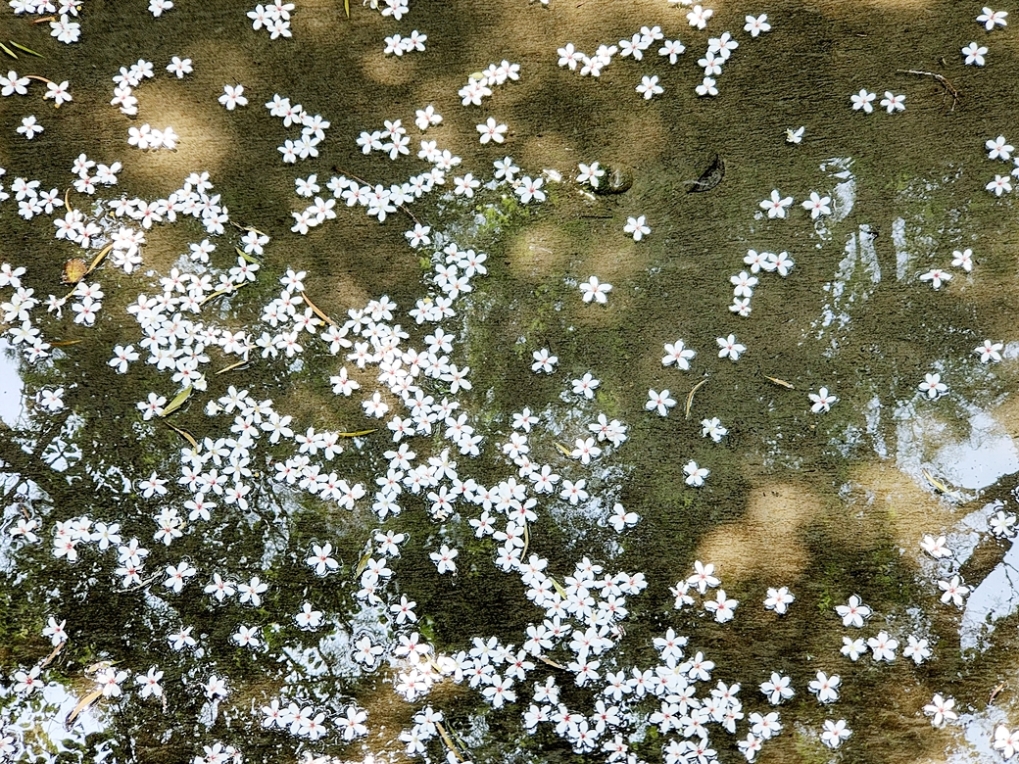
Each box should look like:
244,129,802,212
167,56,193,78
809,387,837,413
571,373,601,400
951,248,974,271
902,635,931,665
662,340,696,370
635,74,664,100
760,189,793,218
415,104,442,130
695,76,718,97
163,561,197,593
577,161,605,188
687,4,713,29
683,460,709,487
938,575,969,607
962,42,988,66
841,636,866,661
760,672,794,704
306,542,339,575
976,7,1008,30
919,268,952,288
879,91,906,113
987,174,1012,196
646,389,676,416
136,667,164,698
705,588,737,622
701,417,727,442
716,334,746,361
624,215,651,241
477,117,507,145
17,115,43,139
821,719,852,749
203,674,228,699
13,666,42,695
764,586,795,614
921,534,952,558
430,544,458,574
994,725,1019,759
987,136,1013,160
923,694,958,727
744,14,771,37
990,510,1018,537
850,89,876,113
232,625,260,648
659,39,686,64
835,594,871,627
45,80,72,105
531,348,558,374
579,276,612,304
802,191,832,218
919,372,947,399
219,84,248,110
296,602,323,630
808,671,841,704
866,630,898,662
975,339,1003,363
515,176,545,204
731,271,758,298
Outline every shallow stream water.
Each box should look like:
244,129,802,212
2,1,1019,763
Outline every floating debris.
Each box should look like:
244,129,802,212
686,153,725,193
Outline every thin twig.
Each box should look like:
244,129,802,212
685,378,708,420
897,69,961,112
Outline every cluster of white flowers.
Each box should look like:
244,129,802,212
727,249,795,317
1,259,49,360
984,134,1019,197
9,0,82,43
557,15,768,99
0,71,72,141
69,153,121,198
259,698,367,742
457,60,521,107
109,58,155,117
1,70,72,104
247,2,295,40
264,93,329,167
849,89,906,114
363,0,409,20
383,29,427,56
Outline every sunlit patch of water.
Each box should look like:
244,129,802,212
847,462,955,556
694,481,818,582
